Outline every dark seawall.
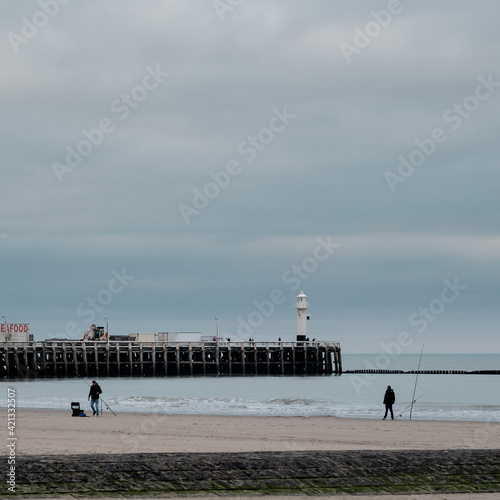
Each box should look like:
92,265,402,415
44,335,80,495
6,449,500,497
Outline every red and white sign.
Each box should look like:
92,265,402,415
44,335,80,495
0,323,30,334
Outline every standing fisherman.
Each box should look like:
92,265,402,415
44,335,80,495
383,385,395,420
88,380,102,416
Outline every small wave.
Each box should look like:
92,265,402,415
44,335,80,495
2,372,498,421
266,398,318,406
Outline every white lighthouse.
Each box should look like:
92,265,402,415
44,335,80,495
295,291,309,342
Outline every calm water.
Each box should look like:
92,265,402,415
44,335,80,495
1,354,499,421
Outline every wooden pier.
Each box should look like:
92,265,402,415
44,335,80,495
0,340,342,379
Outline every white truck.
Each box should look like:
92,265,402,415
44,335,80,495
128,333,156,343
158,332,202,344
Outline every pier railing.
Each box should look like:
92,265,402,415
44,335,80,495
0,340,342,379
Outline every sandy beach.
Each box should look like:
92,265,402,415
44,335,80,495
6,410,499,499
9,409,500,456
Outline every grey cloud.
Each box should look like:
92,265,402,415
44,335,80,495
1,0,498,353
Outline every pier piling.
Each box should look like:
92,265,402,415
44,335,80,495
0,340,341,379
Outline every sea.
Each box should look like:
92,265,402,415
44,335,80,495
1,354,499,422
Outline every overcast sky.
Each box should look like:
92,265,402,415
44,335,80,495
1,0,499,354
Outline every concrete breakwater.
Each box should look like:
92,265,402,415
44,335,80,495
0,340,341,379
6,449,500,497
345,369,500,375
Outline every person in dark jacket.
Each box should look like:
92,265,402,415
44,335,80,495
88,380,102,416
383,385,395,420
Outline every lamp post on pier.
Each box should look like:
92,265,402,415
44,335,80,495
214,316,219,344
1,315,7,343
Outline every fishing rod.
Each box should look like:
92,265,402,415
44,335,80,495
409,343,424,420
74,371,116,416
395,392,425,419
